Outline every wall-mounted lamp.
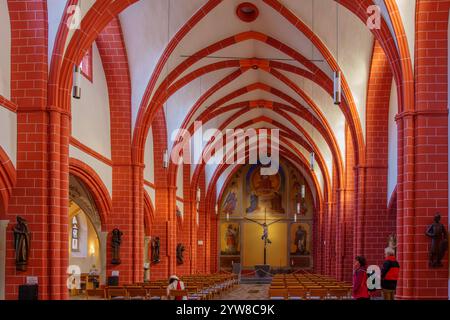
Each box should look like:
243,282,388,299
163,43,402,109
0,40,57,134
333,71,341,105
89,244,95,256
310,152,315,171
163,149,169,168
72,65,81,99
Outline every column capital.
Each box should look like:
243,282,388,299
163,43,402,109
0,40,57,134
395,109,448,122
354,164,388,170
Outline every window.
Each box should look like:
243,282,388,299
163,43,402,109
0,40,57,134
79,46,93,82
71,216,80,252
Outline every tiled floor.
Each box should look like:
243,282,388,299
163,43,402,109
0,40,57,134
215,284,269,300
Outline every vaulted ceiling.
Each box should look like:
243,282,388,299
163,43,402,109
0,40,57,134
47,0,415,206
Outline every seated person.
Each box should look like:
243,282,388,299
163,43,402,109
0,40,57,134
89,265,99,276
166,275,187,300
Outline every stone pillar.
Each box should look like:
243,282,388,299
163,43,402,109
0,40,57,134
144,236,151,281
0,220,9,300
99,231,108,285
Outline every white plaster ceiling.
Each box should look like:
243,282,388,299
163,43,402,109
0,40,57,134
47,0,408,199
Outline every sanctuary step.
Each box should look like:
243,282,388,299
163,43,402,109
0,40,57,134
240,275,273,285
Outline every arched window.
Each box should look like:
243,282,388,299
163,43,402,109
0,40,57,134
71,216,80,252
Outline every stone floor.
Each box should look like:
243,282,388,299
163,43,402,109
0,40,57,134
215,284,269,300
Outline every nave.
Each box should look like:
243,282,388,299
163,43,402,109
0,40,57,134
0,0,449,301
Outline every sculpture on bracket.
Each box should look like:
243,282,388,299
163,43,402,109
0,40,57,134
151,236,161,264
425,213,448,268
111,228,123,265
294,225,308,255
176,243,185,265
13,216,31,272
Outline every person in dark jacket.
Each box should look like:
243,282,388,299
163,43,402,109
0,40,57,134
352,256,369,300
381,247,400,300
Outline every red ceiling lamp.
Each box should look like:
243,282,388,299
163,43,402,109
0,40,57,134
236,2,259,23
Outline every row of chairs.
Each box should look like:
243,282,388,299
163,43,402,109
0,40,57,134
181,274,238,300
85,273,238,300
269,287,351,300
270,273,352,299
85,287,169,300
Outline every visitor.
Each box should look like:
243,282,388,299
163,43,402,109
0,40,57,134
381,247,400,300
167,275,187,300
352,256,370,300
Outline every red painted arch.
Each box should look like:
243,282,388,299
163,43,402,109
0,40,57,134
143,191,154,236
134,31,355,175
207,146,324,215
0,147,16,219
188,119,332,199
167,80,341,191
69,158,111,229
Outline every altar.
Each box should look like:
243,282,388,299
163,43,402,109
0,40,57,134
218,161,314,271
254,265,271,278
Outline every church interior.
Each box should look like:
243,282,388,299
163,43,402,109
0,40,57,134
0,0,449,301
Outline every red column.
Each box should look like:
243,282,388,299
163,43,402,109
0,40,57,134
97,18,142,285
359,41,395,267
395,0,449,299
196,170,207,274
176,163,193,276
5,0,69,300
209,185,218,273
343,126,355,282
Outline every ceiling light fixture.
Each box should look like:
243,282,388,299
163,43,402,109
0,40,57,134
334,2,342,106
72,65,81,99
236,2,259,23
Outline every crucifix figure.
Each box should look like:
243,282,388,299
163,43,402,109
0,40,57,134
244,208,282,265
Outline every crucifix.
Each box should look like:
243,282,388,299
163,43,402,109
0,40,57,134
244,208,282,265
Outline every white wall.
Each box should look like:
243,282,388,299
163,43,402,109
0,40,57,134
387,79,398,202
47,0,67,66
71,43,112,159
69,145,113,197
144,186,156,208
396,0,416,68
144,127,155,184
0,108,17,166
0,0,11,99
176,162,184,199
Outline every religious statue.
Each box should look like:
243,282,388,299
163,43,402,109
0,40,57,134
245,209,283,265
387,233,397,255
111,228,123,265
294,225,308,255
246,192,259,214
425,213,448,268
222,182,238,215
151,236,161,264
176,243,185,265
13,216,31,272
225,224,239,254
245,215,282,245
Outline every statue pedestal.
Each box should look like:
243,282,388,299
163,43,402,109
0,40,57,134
255,264,270,278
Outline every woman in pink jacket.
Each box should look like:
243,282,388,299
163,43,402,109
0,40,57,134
352,256,370,300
